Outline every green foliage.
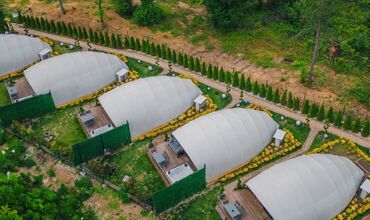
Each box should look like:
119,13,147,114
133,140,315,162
201,62,207,76
135,38,141,51
82,28,88,40
207,64,212,79
166,47,172,61
99,32,105,45
343,115,352,130
114,0,134,18
232,73,239,87
281,90,288,106
302,100,310,114
178,53,184,66
155,44,161,57
117,35,123,49
111,33,117,48
225,71,231,84
273,89,280,103
67,23,73,37
219,67,225,82
212,66,218,80
50,20,56,33
266,86,273,101
194,58,201,72
252,81,259,95
326,107,334,123
47,169,56,177
118,187,131,203
317,104,325,121
239,74,245,90
124,36,130,49
104,32,110,47
189,56,195,70
309,103,319,118
245,77,252,92
334,111,343,128
93,31,99,44
361,120,369,137
89,28,94,42
0,129,3,145
172,50,177,63
259,84,266,98
288,92,294,109
133,0,164,26
352,118,361,133
56,21,62,34
129,36,135,50
293,97,300,111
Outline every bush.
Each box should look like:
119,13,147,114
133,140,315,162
361,120,369,137
75,177,93,190
133,0,163,26
0,129,4,145
118,187,131,203
114,0,134,18
47,169,56,177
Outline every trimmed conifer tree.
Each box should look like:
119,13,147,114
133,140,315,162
201,62,207,76
281,90,287,106
83,27,88,40
195,58,201,72
239,74,245,90
166,48,172,61
334,111,343,128
172,50,177,64
184,54,189,68
219,67,225,82
326,107,334,123
44,19,50,32
124,36,129,48
129,36,135,49
207,64,213,78
161,44,166,58
260,84,266,98
135,38,141,51
343,115,352,130
317,104,325,121
93,32,99,44
78,26,83,39
50,20,56,33
288,92,293,109
225,72,232,84
178,53,184,66
232,73,239,87
252,81,259,95
293,97,300,110
89,28,94,42
273,89,280,103
189,56,195,70
111,34,117,48
73,26,78,38
150,43,156,55
35,17,41,29
30,16,36,28
146,41,151,54
361,120,369,137
213,66,218,80
62,22,68,35
246,77,252,92
352,118,361,133
266,86,273,101
141,39,146,52
67,24,73,37
155,44,161,57
56,22,62,34
309,103,318,118
302,100,310,114
99,32,105,45
117,35,123,49
40,18,46,30
104,32,111,46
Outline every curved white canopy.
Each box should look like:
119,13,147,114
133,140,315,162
172,108,279,181
246,154,363,220
99,76,202,137
0,34,51,76
24,51,128,105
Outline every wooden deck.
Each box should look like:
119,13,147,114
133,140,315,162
12,78,35,101
217,188,271,220
78,104,114,137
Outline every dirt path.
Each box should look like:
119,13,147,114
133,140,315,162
5,0,368,117
12,23,370,148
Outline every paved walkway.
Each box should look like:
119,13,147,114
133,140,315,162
13,23,369,148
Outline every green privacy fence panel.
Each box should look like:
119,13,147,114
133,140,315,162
72,123,131,165
0,93,56,126
152,167,206,213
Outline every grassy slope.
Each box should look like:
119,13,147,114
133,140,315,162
127,57,163,78
198,83,231,110
272,112,311,144
0,81,11,107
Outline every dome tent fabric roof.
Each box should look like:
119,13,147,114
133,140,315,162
24,51,128,105
0,34,51,76
172,108,279,181
246,154,363,220
98,76,202,138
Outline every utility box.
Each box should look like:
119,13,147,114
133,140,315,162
194,95,206,112
273,129,286,147
115,68,129,82
39,48,52,60
360,179,370,199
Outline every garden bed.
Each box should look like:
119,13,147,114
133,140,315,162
0,81,10,107
198,83,231,110
127,57,163,78
52,41,82,55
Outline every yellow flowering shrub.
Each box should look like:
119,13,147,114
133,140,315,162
307,136,370,163
246,103,272,116
39,35,54,46
137,96,217,140
109,52,128,63
178,73,199,85
219,129,301,182
332,197,370,220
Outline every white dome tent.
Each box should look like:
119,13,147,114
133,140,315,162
98,76,202,138
172,108,279,181
0,34,51,76
246,154,363,220
24,51,128,106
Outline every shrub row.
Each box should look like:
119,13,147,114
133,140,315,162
16,14,369,137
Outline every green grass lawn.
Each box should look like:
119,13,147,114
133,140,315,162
108,139,165,202
167,187,221,220
198,83,232,110
0,81,10,107
31,106,86,157
52,42,82,55
127,57,163,78
272,112,311,144
310,131,339,150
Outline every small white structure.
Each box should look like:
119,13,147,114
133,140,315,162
38,48,52,61
273,129,286,147
166,163,194,184
90,125,114,137
360,179,370,199
115,68,129,82
194,95,206,112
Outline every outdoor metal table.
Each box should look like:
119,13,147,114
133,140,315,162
152,151,166,165
224,202,241,220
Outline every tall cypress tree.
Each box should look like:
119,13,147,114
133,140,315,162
35,17,41,29
161,44,166,58
225,72,232,85
40,17,46,30
281,90,287,106
212,66,218,80
146,41,151,54
189,56,195,70
246,77,252,92
50,21,56,33
117,35,123,49
326,107,334,123
99,31,105,45
317,104,325,121
89,28,94,42
156,44,161,57
252,81,259,95
67,24,73,37
104,32,110,47
273,89,280,103
184,54,189,68
124,36,130,48
334,111,343,127
343,115,352,130
288,92,293,109
207,64,213,78
352,118,361,133
309,103,318,117
77,26,83,39
141,39,146,52
201,62,207,76
44,19,51,32
232,73,239,87
219,67,225,82
62,22,68,36
111,33,117,48
93,31,99,44
129,36,135,49
172,50,177,64
293,97,300,110
178,53,184,66
166,48,172,61
260,84,266,98
30,16,36,28
150,43,155,56
239,74,245,90
302,99,310,114
361,120,369,137
195,58,201,72
56,21,62,34
135,38,141,51
73,26,78,38
82,27,88,40
266,86,273,101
